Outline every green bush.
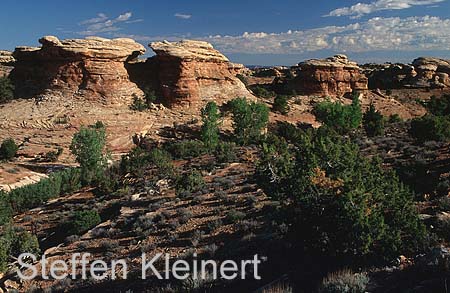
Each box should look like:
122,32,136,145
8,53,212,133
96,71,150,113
143,88,157,105
165,140,207,159
120,147,151,177
69,210,101,235
410,115,450,142
422,95,450,116
130,95,149,111
149,148,174,178
228,97,269,145
70,123,107,185
0,138,18,160
251,86,275,98
273,95,290,115
363,103,384,137
0,77,14,104
175,170,205,197
257,128,427,264
201,101,220,151
313,95,362,134
0,226,40,272
214,141,237,164
320,269,369,293
388,114,402,123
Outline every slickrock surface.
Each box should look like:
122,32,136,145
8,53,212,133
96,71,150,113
149,40,253,106
10,36,146,101
289,54,368,97
366,57,450,89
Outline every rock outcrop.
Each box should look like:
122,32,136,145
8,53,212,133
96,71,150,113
0,50,14,77
10,36,146,101
149,40,253,106
288,55,368,97
365,57,450,89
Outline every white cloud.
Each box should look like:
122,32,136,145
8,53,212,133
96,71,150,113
78,12,138,36
326,0,445,18
174,13,192,19
203,16,450,54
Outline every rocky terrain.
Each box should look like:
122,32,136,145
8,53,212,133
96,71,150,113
0,50,14,77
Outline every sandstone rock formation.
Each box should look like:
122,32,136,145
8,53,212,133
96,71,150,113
10,36,146,101
149,40,253,106
365,57,450,89
0,50,14,77
288,55,368,97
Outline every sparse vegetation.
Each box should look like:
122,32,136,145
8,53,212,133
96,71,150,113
175,170,205,197
320,269,369,293
363,103,384,136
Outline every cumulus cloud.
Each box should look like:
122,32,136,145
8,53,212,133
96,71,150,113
326,0,445,18
204,16,450,54
174,13,192,19
78,12,138,35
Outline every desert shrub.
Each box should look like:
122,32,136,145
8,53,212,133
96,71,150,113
201,101,220,151
0,138,18,160
143,88,157,105
0,226,40,272
363,103,384,137
388,113,402,123
0,77,14,104
226,210,245,223
70,123,107,185
58,167,82,195
165,140,207,159
313,95,362,134
320,269,369,293
41,147,63,162
149,148,174,178
120,146,150,177
257,128,427,264
251,86,275,98
214,141,237,164
129,95,148,111
175,170,205,197
273,95,290,115
410,115,450,143
423,95,450,116
227,97,269,145
68,210,101,235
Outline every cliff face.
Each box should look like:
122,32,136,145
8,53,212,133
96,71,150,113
149,40,253,106
0,50,14,77
366,57,450,90
10,36,146,101
288,55,368,97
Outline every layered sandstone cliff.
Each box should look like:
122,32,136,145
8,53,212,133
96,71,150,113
10,36,146,101
289,55,368,97
365,57,450,89
0,50,14,77
149,40,253,106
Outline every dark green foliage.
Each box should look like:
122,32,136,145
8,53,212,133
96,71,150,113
149,148,174,178
130,95,149,111
70,123,107,185
68,210,101,235
273,95,290,115
226,210,245,223
0,77,14,104
0,138,18,160
313,95,362,134
251,86,275,98
363,103,384,137
228,97,269,145
120,147,151,177
410,115,450,142
0,226,40,272
257,128,427,264
143,88,157,105
214,141,237,164
165,140,207,159
388,114,402,123
175,170,205,197
0,168,82,225
201,101,220,150
41,147,63,162
422,95,450,116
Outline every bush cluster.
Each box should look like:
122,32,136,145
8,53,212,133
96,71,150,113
273,95,290,115
0,138,18,160
175,170,205,197
363,103,384,137
0,226,40,272
67,210,101,235
410,115,450,143
313,95,362,134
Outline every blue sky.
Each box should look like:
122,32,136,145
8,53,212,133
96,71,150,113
1,0,450,65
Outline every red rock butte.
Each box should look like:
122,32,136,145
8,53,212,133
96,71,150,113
10,36,146,101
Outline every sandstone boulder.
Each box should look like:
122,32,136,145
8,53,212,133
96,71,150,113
149,40,253,106
0,50,14,77
10,36,146,101
289,55,368,97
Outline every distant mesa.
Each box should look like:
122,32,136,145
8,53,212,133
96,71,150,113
10,36,146,101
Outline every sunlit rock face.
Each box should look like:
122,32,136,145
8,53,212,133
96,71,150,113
0,50,14,77
10,36,146,101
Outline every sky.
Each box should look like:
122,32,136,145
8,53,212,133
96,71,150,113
0,0,450,65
